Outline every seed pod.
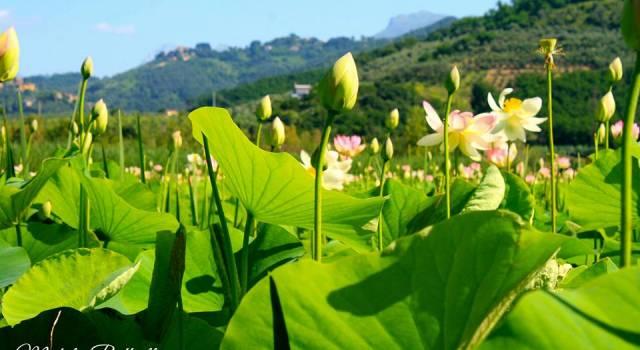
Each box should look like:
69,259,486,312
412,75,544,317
318,52,359,112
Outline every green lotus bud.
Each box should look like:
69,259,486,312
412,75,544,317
318,52,359,112
382,137,393,162
445,65,460,94
370,137,380,154
256,95,272,121
39,200,52,219
29,119,38,133
387,108,399,131
81,56,93,80
597,123,606,145
72,121,79,136
622,0,640,51
0,27,20,82
82,132,93,155
170,130,182,151
596,91,616,122
271,116,285,148
609,57,623,83
91,99,109,135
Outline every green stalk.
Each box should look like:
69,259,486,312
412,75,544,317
101,142,109,178
136,114,146,184
621,53,640,267
118,111,125,177
200,179,208,230
255,123,263,149
78,79,88,135
187,173,198,226
376,160,389,251
605,119,610,151
546,66,557,233
66,81,82,149
443,93,454,218
15,223,22,247
16,89,27,175
594,133,599,161
203,133,240,307
312,111,336,261
240,214,254,294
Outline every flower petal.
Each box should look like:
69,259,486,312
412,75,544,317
488,92,501,112
520,97,542,118
423,101,442,131
499,88,514,107
417,133,443,147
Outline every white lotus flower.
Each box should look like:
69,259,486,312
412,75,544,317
300,150,353,190
489,88,545,142
417,101,497,161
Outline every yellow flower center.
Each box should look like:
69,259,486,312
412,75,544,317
503,98,522,113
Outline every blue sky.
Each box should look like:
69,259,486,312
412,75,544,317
0,0,499,77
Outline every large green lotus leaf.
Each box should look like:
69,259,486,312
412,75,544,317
0,222,99,263
0,157,69,228
101,227,245,314
37,164,81,228
463,165,505,212
374,179,432,247
221,211,566,349
481,267,640,349
0,239,30,288
500,171,535,221
189,107,383,252
1,248,139,325
558,257,618,289
81,176,179,247
406,179,476,232
248,223,305,285
567,150,640,231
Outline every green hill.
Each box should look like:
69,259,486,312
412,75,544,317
219,0,629,152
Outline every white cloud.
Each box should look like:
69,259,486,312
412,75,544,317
95,22,135,35
0,10,10,21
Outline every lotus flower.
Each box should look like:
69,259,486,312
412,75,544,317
333,135,366,158
417,101,497,161
489,88,545,142
485,137,517,169
611,120,640,141
557,156,571,170
300,149,353,190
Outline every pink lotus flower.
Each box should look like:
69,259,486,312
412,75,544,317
563,168,576,181
557,156,571,170
486,142,517,168
525,174,536,184
516,162,525,177
418,101,497,161
333,135,366,158
611,120,640,141
426,174,435,182
539,167,551,179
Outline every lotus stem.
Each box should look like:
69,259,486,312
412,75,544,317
443,93,454,219
621,53,640,267
187,173,198,226
546,65,557,233
136,114,146,184
377,160,389,251
118,110,125,177
313,111,336,262
240,213,254,294
16,89,27,175
101,142,109,178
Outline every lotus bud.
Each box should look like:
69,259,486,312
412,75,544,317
81,56,93,80
370,137,380,154
29,119,38,133
271,116,285,148
597,123,606,144
72,121,79,136
0,125,5,144
382,137,394,162
387,108,399,131
82,132,93,155
256,95,272,121
445,65,460,94
91,99,109,135
318,52,359,112
39,200,52,219
608,57,623,83
0,27,20,82
622,0,640,51
595,91,616,122
171,130,182,151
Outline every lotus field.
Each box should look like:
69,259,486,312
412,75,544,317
1,3,640,350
